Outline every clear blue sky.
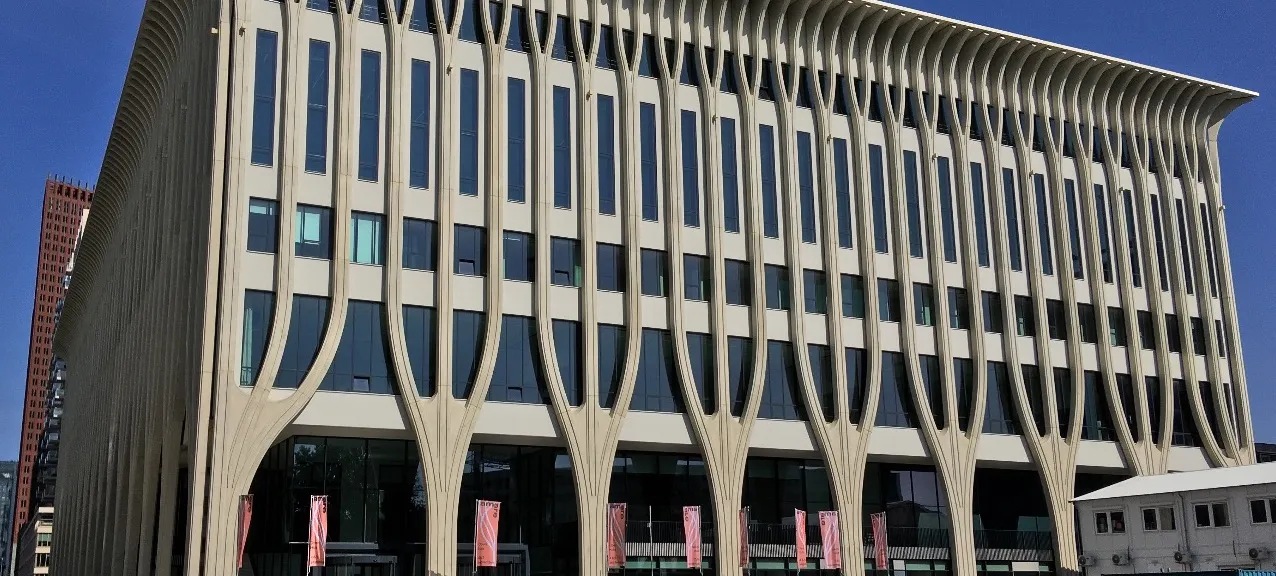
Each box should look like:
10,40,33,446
0,1,1273,460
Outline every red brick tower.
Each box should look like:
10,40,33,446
13,178,92,538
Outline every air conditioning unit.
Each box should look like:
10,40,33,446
1173,550,1194,565
1079,554,1098,567
1112,553,1131,566
1249,547,1272,561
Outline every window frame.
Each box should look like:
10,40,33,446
1194,501,1230,528
1094,509,1126,535
1249,498,1276,525
1141,505,1176,532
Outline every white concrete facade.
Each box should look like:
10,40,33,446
51,0,1256,575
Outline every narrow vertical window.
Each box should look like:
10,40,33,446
295,205,332,259
1065,179,1085,279
1175,199,1194,294
597,243,625,292
834,138,854,249
358,50,382,182
598,324,625,407
507,77,526,201
1095,184,1113,283
682,110,701,227
876,351,916,428
810,344,835,422
251,30,279,166
904,150,924,258
797,131,817,243
878,279,901,322
554,320,583,406
803,269,827,314
948,287,970,330
409,59,431,188
459,69,480,196
502,231,534,282
971,162,990,266
765,265,791,310
870,144,889,253
845,347,868,424
551,238,582,287
688,332,715,413
938,156,956,263
1047,300,1067,341
1014,296,1035,337
247,198,279,253
1078,304,1097,344
1003,168,1022,271
684,255,709,301
350,212,385,265
403,218,437,271
641,249,669,297
722,118,741,232
728,337,753,417
1118,190,1140,287
842,274,865,319
454,225,487,276
597,94,616,215
640,103,659,221
1109,307,1128,347
305,40,330,174
1199,203,1219,296
278,296,331,390
1034,174,1053,275
760,125,780,238
725,260,750,306
1151,194,1169,290
1137,310,1156,350
982,291,1003,334
241,290,275,385
553,86,573,209
761,341,805,421
914,283,935,326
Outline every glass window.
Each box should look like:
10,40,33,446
551,237,581,287
305,40,330,174
241,290,275,386
640,103,659,221
459,69,480,196
595,25,618,69
984,362,1020,435
1095,185,1114,282
834,138,854,249
878,279,901,323
359,0,384,21
982,291,1002,334
553,86,572,209
971,162,990,267
760,341,805,420
251,30,279,166
277,295,330,389
810,344,835,422
489,315,548,404
403,218,437,271
402,304,436,396
1200,203,1219,296
846,347,868,424
454,225,486,276
1250,499,1275,524
295,204,331,259
760,125,779,238
1172,379,1199,446
1094,510,1125,534
955,358,975,431
503,231,534,282
452,310,486,398
722,117,741,233
1166,314,1182,353
1014,295,1035,337
1137,310,1155,350
904,150,924,257
870,144,889,253
358,50,382,181
688,332,715,414
598,324,625,408
1191,317,1207,356
725,259,750,306
914,283,934,326
597,243,625,292
247,198,278,253
1123,190,1142,287
1175,199,1194,294
641,249,668,297
597,94,616,214
1142,506,1175,531
684,254,709,301
1078,304,1097,343
876,351,916,427
921,354,944,429
550,15,574,60
798,131,817,243
728,337,753,417
1151,194,1169,290
1034,174,1053,275
682,110,701,227
553,320,582,406
323,300,396,394
804,269,827,314
507,77,526,201
1046,299,1066,341
1082,371,1115,441
1216,320,1228,358
632,329,682,412
948,287,970,330
938,156,956,262
842,274,865,319
350,212,385,265
1194,502,1230,528
1003,168,1022,271
1109,307,1128,347
765,265,790,310
1065,179,1085,279
409,59,431,188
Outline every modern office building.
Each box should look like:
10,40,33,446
53,1,1256,575
1255,443,1275,463
14,178,91,542
0,461,17,575
13,507,52,576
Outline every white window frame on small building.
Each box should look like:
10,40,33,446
1193,501,1231,528
1094,509,1127,534
1140,505,1176,532
1248,497,1276,524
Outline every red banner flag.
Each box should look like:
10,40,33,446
871,511,888,570
683,506,702,569
237,494,253,569
739,507,750,567
819,511,841,570
475,500,501,568
307,495,327,568
795,509,807,569
607,503,627,568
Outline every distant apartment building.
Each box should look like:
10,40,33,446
12,507,52,576
0,461,17,575
1256,443,1276,463
13,179,90,540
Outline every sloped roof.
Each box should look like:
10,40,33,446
1074,463,1276,502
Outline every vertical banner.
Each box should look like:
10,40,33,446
682,506,702,569
307,495,328,568
236,494,254,569
739,506,750,568
871,511,889,571
475,500,501,568
794,509,807,569
607,503,628,568
818,511,842,570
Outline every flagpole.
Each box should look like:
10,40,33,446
648,505,654,576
